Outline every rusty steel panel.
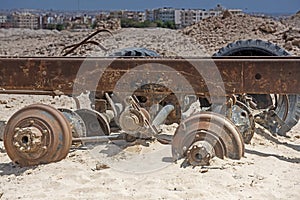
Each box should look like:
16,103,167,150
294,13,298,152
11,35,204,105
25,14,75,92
0,57,299,96
242,59,300,94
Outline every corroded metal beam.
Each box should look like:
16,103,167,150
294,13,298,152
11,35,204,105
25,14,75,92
0,57,299,96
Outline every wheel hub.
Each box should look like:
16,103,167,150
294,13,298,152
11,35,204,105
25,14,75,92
13,126,44,153
186,143,212,166
4,104,72,166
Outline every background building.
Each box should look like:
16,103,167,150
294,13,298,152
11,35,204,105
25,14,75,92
145,5,243,28
12,12,39,29
0,5,243,30
109,10,145,22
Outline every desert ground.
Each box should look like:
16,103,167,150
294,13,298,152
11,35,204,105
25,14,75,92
0,13,299,199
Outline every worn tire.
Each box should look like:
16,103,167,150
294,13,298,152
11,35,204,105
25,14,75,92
213,39,300,135
110,47,160,57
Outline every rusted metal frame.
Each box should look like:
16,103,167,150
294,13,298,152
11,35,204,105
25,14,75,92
0,57,299,95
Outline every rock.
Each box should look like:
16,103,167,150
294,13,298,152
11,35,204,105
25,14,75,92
96,19,121,31
259,23,277,33
284,41,293,50
95,163,110,170
5,105,13,108
0,100,8,104
292,39,300,47
283,28,300,41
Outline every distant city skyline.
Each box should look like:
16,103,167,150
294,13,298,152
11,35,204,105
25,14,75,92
0,0,299,13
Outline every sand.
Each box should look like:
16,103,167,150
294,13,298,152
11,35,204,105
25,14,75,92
0,27,299,200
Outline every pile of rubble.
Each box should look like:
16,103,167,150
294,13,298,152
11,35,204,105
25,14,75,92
283,11,300,28
95,18,121,31
182,11,300,55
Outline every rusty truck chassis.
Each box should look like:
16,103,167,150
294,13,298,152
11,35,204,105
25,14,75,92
0,56,299,167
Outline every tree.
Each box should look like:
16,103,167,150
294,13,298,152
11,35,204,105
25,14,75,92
164,21,176,29
55,24,65,31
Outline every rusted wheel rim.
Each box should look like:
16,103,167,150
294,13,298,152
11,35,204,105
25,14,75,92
58,108,87,138
4,104,72,166
231,101,255,144
172,112,244,165
75,109,110,137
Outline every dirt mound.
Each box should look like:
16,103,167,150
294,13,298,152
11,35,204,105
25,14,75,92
182,13,300,55
283,11,300,29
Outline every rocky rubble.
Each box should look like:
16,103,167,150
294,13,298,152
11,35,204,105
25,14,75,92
182,11,300,55
0,11,299,57
283,10,300,29
283,28,300,50
0,28,206,57
96,18,121,31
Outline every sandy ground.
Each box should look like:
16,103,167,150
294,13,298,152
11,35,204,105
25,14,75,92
0,28,299,199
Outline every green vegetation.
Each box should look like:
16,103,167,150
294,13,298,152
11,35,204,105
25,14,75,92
121,19,176,29
91,21,98,29
46,23,66,31
155,20,176,29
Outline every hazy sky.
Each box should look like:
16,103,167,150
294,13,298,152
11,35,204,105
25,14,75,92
0,0,299,13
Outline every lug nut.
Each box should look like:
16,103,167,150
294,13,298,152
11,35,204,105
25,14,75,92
14,142,20,147
14,127,20,133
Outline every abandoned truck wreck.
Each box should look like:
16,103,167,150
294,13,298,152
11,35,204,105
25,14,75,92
0,39,299,168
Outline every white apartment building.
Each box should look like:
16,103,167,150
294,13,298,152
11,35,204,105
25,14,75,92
124,11,145,22
109,10,145,22
12,12,39,29
145,7,181,26
228,9,243,16
180,9,222,27
145,9,155,21
146,6,243,28
156,7,173,22
0,15,7,23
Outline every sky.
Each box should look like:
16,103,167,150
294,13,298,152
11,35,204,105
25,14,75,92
0,0,299,13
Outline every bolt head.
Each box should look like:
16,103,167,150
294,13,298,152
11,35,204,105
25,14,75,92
14,142,20,148
14,127,20,133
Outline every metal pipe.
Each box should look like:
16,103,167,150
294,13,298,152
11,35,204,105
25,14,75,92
72,134,124,143
0,90,58,96
103,110,115,123
152,104,175,128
